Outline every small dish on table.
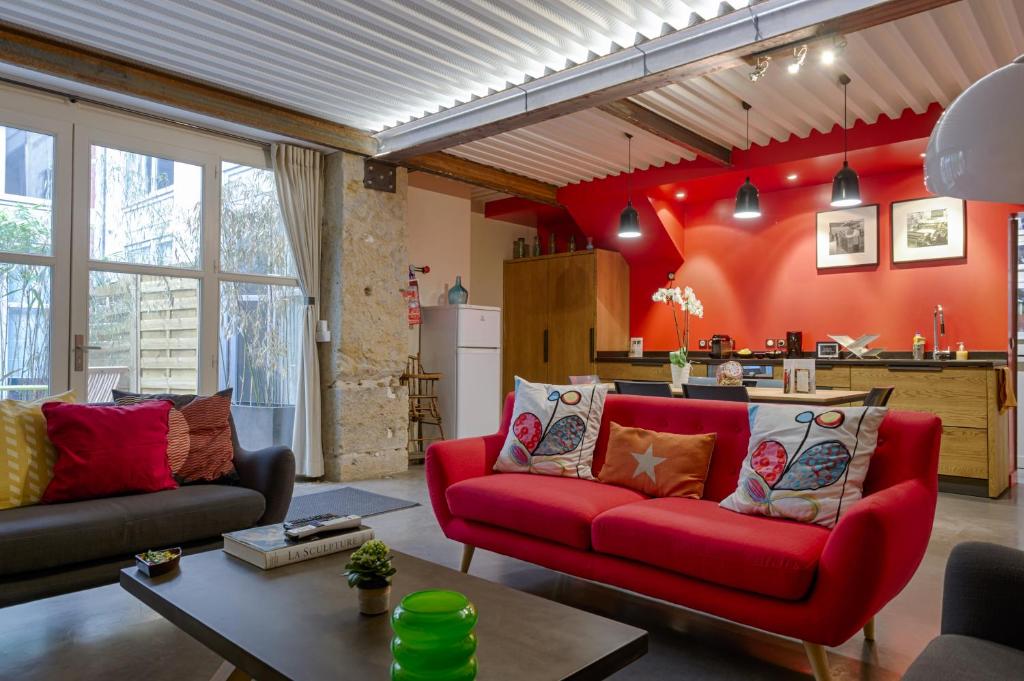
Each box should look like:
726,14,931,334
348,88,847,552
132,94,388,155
135,548,182,577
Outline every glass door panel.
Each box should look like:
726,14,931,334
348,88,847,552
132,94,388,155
218,280,301,449
0,121,65,398
88,272,199,399
78,141,205,401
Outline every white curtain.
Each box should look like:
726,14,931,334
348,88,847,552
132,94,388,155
272,144,324,477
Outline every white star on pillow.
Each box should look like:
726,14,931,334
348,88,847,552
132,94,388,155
630,444,666,482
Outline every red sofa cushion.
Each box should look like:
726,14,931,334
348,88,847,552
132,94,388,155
446,474,646,550
41,401,177,504
592,497,830,600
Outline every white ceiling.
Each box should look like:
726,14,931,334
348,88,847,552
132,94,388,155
447,0,1024,185
0,0,749,132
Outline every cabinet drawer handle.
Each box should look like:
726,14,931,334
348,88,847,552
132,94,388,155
589,327,595,363
543,329,549,363
817,364,835,369
887,365,943,372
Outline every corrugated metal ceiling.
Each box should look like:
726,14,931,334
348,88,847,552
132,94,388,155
447,0,1024,185
0,0,749,132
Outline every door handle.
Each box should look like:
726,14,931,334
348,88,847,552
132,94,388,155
73,334,101,372
543,329,549,363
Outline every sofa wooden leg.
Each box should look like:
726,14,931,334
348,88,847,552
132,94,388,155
802,642,832,681
460,544,475,573
862,617,875,641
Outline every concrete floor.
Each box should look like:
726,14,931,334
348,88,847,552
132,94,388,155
1,468,1020,681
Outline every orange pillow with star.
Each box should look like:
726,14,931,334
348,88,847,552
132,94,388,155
598,422,716,498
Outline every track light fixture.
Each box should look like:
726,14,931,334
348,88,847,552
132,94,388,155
618,133,641,239
749,55,771,82
787,44,808,74
820,36,847,65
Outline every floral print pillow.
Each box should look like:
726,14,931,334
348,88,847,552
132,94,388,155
493,378,607,479
720,404,887,528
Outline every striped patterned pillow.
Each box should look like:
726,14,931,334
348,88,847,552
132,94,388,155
113,388,236,484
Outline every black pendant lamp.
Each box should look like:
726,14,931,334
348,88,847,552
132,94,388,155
618,132,641,238
831,74,862,207
734,101,761,219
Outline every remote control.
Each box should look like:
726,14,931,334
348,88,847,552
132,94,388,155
284,513,362,540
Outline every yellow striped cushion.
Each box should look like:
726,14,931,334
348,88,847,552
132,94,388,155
0,391,76,509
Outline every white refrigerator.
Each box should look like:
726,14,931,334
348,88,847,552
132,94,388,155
420,305,502,439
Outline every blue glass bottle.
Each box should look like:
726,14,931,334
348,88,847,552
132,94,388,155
447,276,468,305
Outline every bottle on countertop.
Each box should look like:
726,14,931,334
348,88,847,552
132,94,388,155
912,331,926,360
956,341,968,361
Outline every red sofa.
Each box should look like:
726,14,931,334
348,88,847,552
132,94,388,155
426,394,941,681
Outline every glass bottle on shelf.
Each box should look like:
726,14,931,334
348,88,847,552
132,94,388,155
531,235,540,257
548,233,556,254
568,235,576,252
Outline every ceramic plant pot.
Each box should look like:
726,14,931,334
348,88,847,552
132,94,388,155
358,585,391,616
670,363,692,388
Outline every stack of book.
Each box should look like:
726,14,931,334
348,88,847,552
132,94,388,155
223,524,373,570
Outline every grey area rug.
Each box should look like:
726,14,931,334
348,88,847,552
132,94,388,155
286,487,419,522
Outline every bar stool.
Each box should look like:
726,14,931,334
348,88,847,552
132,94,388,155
402,355,446,463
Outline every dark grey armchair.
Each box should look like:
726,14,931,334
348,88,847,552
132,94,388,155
903,542,1024,680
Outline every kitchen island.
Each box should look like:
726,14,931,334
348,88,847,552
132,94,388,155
597,352,1012,498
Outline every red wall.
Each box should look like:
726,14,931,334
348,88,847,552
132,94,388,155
639,167,1015,353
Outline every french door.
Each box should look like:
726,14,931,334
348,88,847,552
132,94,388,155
68,126,218,400
0,85,302,451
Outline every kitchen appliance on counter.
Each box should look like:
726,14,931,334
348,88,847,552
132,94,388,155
710,334,735,359
786,331,803,357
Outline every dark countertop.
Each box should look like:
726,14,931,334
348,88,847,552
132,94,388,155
596,352,1008,368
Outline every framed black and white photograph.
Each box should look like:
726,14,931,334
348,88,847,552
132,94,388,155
816,341,840,359
816,204,879,269
891,196,966,264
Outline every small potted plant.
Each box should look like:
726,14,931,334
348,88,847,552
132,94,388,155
652,284,704,388
344,539,397,615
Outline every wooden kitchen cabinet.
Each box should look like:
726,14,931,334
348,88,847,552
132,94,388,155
502,250,629,395
849,364,1010,497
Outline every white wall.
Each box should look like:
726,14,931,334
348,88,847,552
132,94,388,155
405,173,537,353
470,212,536,307
406,177,472,307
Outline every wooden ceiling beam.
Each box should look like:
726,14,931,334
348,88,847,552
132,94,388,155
402,152,560,206
0,22,377,155
598,99,731,166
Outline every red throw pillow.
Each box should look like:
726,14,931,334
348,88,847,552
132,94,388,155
40,401,178,504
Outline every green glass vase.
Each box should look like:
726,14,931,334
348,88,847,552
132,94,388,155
390,589,478,681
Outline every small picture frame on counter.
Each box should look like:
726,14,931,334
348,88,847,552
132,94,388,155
816,341,840,359
629,337,644,358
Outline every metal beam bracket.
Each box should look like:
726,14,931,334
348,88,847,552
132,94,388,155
363,159,397,192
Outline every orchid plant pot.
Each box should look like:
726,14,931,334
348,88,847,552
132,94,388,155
670,363,692,388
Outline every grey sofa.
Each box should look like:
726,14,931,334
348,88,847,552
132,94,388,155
903,542,1024,680
0,431,294,608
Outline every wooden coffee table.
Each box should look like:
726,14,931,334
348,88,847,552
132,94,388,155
120,549,647,681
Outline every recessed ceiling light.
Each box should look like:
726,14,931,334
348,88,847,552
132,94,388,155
675,191,686,199
821,49,836,66
786,173,798,180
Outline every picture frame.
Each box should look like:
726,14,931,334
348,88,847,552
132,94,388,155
816,341,840,359
891,196,967,264
816,204,879,269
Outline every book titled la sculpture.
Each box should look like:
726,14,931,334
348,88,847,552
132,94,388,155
223,524,374,570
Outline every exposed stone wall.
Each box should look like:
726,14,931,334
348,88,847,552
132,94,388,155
319,152,409,481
